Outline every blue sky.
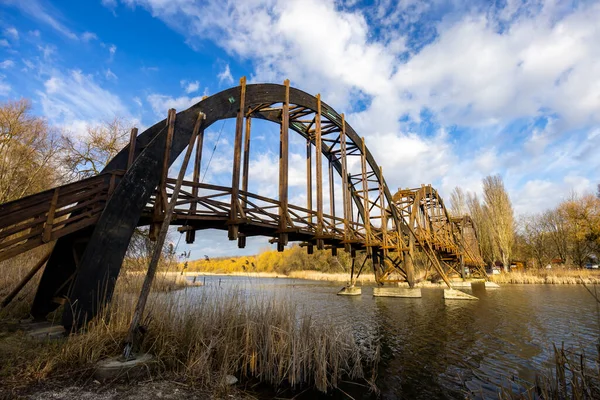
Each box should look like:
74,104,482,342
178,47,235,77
1,0,599,258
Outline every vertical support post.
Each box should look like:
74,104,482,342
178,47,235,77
238,115,252,249
127,127,138,170
277,79,290,251
306,114,313,255
360,137,371,254
151,109,176,240
405,233,415,287
123,111,204,360
315,94,324,250
340,114,351,252
229,76,246,240
379,166,387,260
460,217,466,280
329,158,335,229
187,113,206,244
43,188,59,243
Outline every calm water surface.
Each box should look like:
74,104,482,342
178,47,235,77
182,276,599,399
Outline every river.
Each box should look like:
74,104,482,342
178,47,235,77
183,275,599,399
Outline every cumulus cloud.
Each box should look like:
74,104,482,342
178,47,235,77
88,0,600,216
38,69,129,127
181,80,200,94
147,93,204,116
0,60,15,69
4,27,19,41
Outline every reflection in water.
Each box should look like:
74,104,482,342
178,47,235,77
181,276,599,398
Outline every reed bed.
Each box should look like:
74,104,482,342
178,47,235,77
2,286,377,394
498,342,600,399
489,270,600,285
288,270,376,283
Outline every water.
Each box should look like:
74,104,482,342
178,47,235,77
183,275,600,399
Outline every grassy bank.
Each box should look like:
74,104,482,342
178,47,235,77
0,251,378,398
489,269,600,284
184,269,376,283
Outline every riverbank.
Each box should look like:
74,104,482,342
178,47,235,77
0,286,376,399
182,270,376,283
489,269,600,284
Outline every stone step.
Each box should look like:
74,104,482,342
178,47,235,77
373,287,422,298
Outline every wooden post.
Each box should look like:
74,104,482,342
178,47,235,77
306,120,313,254
123,111,204,360
229,77,246,240
187,114,206,244
277,79,290,251
360,137,371,253
340,114,350,248
42,188,59,243
329,158,335,229
127,127,138,170
151,109,176,240
379,166,387,259
315,94,324,250
1,250,52,309
238,115,252,249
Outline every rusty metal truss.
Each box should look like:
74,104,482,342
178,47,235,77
0,78,486,328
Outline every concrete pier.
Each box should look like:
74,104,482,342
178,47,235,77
485,281,500,288
337,286,362,296
373,287,422,298
444,288,478,300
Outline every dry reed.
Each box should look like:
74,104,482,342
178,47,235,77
489,269,600,285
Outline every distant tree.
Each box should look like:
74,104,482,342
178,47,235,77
60,117,132,180
541,208,568,263
559,193,600,266
449,186,467,217
482,175,514,271
519,214,551,268
467,192,498,266
0,99,61,203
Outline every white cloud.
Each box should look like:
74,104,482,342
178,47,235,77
133,96,142,107
217,64,233,85
0,40,9,47
81,31,98,42
38,69,129,126
102,0,118,8
147,93,204,116
4,0,79,40
29,30,40,38
105,68,118,80
4,27,19,41
181,80,200,94
0,60,15,69
105,0,600,217
0,76,10,96
108,44,117,61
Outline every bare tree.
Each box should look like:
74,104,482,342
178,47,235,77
449,186,467,217
60,117,132,181
0,99,61,203
519,214,551,268
541,208,568,263
482,175,514,271
467,192,498,266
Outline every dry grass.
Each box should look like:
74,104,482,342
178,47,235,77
1,283,377,395
489,269,600,285
288,270,375,283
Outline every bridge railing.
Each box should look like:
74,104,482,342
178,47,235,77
0,171,125,262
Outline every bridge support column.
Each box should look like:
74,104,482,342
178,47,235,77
404,234,416,288
228,77,246,241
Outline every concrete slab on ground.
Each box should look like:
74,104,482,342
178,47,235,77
27,324,66,339
373,287,422,298
95,353,154,381
444,289,478,300
485,281,500,288
337,286,361,296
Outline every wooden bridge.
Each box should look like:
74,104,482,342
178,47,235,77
0,79,485,328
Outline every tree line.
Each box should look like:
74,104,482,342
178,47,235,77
450,176,600,270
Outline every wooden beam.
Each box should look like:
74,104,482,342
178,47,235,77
123,110,204,360
238,113,252,248
1,249,52,309
278,79,290,251
127,127,138,169
315,94,324,249
42,188,59,243
229,76,246,240
187,113,206,244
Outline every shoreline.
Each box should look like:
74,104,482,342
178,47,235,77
177,269,600,285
